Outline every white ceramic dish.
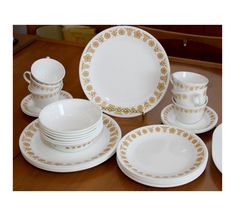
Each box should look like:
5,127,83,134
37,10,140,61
117,125,208,187
40,133,94,153
19,114,121,172
172,97,208,124
79,26,170,118
161,104,218,134
39,117,103,137
171,88,207,107
171,71,208,91
25,57,65,85
28,81,63,95
39,99,102,133
20,90,73,117
117,156,207,187
212,124,222,173
39,120,103,140
29,85,62,109
40,123,103,146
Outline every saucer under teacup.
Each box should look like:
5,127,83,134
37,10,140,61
161,104,218,134
20,90,73,117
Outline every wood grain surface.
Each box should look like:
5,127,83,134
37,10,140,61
13,36,222,191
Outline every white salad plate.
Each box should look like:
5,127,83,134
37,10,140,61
19,114,121,172
20,90,73,117
117,125,208,187
161,104,218,134
79,26,170,118
212,124,222,173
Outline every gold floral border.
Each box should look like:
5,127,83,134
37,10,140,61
80,26,170,116
174,105,205,113
173,81,207,91
20,115,120,166
118,125,206,179
31,81,61,92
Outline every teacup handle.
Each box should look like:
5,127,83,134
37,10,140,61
192,94,206,106
23,71,31,84
170,74,175,85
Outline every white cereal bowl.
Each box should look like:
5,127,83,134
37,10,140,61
39,99,102,134
39,117,103,137
172,97,208,124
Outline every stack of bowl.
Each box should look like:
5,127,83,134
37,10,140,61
23,57,65,109
171,71,209,124
39,99,103,152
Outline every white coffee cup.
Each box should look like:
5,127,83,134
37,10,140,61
172,97,208,124
172,88,207,107
24,57,65,85
171,71,208,92
29,86,62,109
24,72,63,95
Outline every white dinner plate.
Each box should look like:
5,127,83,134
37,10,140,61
79,26,170,118
19,114,121,172
212,124,222,173
161,104,218,134
20,90,73,117
117,125,208,187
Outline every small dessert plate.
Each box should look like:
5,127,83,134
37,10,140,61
20,90,73,117
161,104,218,134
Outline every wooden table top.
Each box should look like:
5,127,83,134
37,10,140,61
13,35,222,191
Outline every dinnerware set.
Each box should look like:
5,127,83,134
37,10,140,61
23,57,66,109
19,26,221,188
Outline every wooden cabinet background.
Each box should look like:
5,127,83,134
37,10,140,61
26,25,222,63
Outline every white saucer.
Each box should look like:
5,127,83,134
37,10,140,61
20,90,73,117
19,114,121,172
161,104,218,134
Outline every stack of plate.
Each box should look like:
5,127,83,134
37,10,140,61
39,99,103,152
116,125,208,187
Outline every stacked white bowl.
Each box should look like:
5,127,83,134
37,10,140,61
39,99,103,152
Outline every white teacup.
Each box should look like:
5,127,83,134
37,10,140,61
172,97,208,124
29,86,62,109
24,73,63,95
172,88,207,107
24,57,65,85
171,71,208,92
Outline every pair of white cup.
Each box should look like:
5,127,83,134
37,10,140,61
23,57,65,109
171,71,209,124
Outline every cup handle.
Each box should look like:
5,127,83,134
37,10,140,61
23,71,31,84
170,74,175,85
192,94,205,106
